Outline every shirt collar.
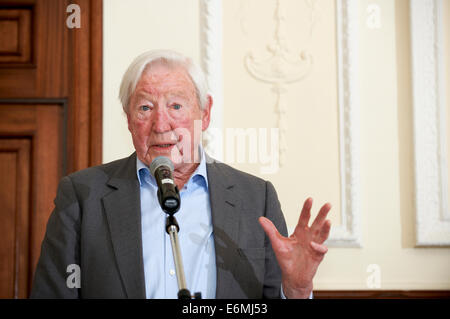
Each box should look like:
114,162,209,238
136,146,208,189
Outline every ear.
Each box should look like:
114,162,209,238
201,95,213,131
126,110,132,133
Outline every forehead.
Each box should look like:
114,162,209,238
134,63,196,98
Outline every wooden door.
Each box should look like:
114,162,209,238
0,0,102,298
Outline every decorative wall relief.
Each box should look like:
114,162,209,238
244,0,315,166
201,0,361,247
243,0,361,247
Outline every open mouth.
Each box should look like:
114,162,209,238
151,143,176,151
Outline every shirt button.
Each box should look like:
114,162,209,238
169,269,175,276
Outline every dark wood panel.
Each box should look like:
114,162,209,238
0,0,103,169
0,103,38,134
314,290,450,299
0,16,19,52
35,0,67,97
0,0,102,298
0,0,68,97
0,138,31,298
30,104,64,276
0,150,18,298
0,8,31,63
0,102,64,297
87,0,102,166
67,0,103,171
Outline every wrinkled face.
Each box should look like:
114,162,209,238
127,63,211,168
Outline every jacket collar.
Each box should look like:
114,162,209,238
102,152,241,299
102,152,147,298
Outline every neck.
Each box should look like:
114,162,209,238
172,144,202,189
173,162,200,190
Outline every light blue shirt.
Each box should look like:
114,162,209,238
137,150,311,299
137,150,217,299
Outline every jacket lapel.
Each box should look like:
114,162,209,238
100,152,241,299
206,157,241,299
102,153,146,299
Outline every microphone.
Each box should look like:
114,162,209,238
150,156,180,215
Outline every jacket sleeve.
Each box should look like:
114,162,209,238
262,181,288,299
30,176,81,298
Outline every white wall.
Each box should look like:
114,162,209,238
103,0,201,162
103,0,450,290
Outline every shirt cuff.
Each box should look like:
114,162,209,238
280,284,314,299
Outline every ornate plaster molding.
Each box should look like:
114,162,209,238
410,0,450,246
244,0,314,166
200,0,224,161
325,0,361,247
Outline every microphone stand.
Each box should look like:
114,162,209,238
165,215,189,299
165,214,202,300
152,156,202,300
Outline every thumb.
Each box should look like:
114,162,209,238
258,216,283,249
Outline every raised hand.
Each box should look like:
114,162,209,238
259,197,331,299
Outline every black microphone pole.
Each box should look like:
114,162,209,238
150,156,202,300
165,215,191,299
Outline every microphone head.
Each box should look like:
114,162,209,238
150,156,174,176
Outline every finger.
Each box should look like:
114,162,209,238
258,217,285,251
310,241,328,255
295,198,313,232
310,202,332,232
316,220,331,244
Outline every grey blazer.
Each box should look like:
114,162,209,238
30,153,288,299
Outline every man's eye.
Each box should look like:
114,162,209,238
140,105,150,111
172,104,182,110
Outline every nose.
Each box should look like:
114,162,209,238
151,106,171,133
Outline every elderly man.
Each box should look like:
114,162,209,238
31,50,331,299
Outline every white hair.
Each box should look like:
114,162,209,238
119,50,209,112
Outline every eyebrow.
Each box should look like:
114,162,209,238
134,90,190,100
134,92,153,100
167,91,190,100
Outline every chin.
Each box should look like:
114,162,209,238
139,145,190,167
151,151,183,166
